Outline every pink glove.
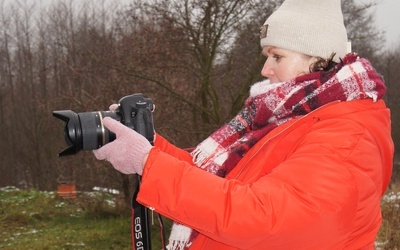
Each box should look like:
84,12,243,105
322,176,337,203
109,104,119,111
93,117,152,175
108,103,157,143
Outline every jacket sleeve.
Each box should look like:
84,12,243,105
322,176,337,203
153,133,193,163
137,120,384,249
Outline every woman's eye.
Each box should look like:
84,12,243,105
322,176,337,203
273,55,282,61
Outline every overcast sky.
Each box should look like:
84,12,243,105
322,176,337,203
368,0,400,48
9,0,400,49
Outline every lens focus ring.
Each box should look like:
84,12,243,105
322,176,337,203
79,111,103,150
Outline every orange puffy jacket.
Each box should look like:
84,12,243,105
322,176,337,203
137,99,393,249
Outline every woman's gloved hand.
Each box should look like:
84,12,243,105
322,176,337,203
93,117,153,175
109,104,119,111
108,103,157,144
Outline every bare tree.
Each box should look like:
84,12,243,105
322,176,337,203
343,0,385,59
379,42,400,163
0,0,396,194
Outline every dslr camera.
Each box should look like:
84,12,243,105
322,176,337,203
53,93,154,157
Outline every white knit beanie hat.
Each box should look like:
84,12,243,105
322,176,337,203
260,0,349,62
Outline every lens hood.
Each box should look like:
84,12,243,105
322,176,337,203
53,110,83,156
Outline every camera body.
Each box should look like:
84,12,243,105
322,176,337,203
118,93,154,144
53,93,154,157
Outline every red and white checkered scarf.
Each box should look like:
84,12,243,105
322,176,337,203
167,53,386,250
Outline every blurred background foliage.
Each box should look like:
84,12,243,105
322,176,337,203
0,0,398,195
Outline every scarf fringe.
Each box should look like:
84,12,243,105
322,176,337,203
166,224,193,250
191,137,229,174
191,138,218,167
166,241,190,250
191,145,208,168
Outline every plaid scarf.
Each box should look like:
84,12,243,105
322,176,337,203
166,53,386,250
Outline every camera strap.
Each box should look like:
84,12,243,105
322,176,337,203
131,175,167,250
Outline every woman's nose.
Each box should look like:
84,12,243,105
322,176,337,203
261,59,274,78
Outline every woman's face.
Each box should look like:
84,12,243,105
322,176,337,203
261,46,314,83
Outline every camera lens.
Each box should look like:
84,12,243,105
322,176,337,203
79,111,119,150
53,110,121,156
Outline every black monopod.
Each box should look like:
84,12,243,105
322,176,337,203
128,99,166,250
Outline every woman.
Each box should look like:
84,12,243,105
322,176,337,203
94,0,394,249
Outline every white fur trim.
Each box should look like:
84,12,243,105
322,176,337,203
250,79,286,97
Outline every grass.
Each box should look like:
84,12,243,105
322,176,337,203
0,186,169,250
1,183,399,249
377,182,400,250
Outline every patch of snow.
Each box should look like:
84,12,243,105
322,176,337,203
92,186,120,194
